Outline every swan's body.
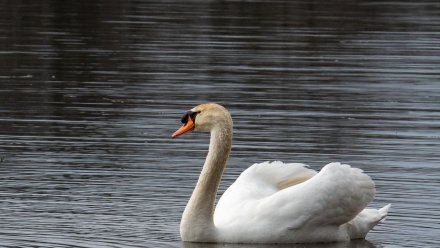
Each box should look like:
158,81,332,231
172,103,390,243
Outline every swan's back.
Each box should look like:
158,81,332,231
214,161,384,243
215,161,316,210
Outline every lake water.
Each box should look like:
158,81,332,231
1,1,439,247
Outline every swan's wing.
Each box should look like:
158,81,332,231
245,161,318,190
214,161,317,226
262,162,375,229
215,162,374,232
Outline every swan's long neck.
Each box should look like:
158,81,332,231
180,124,232,242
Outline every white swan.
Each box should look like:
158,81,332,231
172,103,390,243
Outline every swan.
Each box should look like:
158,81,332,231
172,103,390,243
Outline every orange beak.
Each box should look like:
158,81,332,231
172,115,195,138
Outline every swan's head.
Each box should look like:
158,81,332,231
172,103,232,138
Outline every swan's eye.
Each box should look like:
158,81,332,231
181,111,199,124
181,113,189,124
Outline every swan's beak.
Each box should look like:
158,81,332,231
172,116,195,138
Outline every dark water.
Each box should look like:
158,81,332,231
1,1,439,247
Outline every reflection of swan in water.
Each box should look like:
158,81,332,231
182,239,378,248
173,103,390,243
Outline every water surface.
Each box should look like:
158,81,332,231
0,1,439,247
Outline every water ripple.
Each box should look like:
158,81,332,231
1,0,439,247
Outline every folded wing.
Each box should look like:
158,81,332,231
214,162,375,234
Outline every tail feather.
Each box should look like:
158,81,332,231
378,204,391,222
346,204,391,239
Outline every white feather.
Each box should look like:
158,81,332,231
214,161,387,243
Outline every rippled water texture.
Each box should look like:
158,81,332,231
1,1,439,247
